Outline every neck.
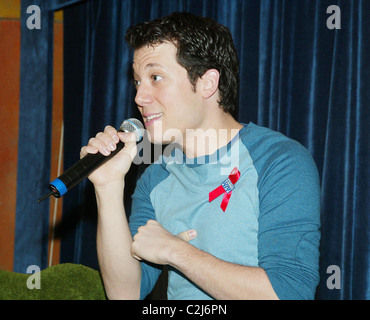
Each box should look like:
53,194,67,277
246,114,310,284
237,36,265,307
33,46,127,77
182,113,243,159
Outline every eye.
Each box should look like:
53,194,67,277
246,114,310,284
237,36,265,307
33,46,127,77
152,75,163,82
132,79,141,88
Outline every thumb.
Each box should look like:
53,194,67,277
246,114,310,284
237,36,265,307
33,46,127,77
118,131,138,146
177,229,197,242
118,131,138,159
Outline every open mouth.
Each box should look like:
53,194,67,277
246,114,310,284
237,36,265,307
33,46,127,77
144,113,163,126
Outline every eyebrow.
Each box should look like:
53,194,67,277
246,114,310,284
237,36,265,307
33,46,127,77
144,63,166,70
132,63,166,78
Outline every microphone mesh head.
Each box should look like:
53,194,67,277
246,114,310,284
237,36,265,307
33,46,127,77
120,118,144,141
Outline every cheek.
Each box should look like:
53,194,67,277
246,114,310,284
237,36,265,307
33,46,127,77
158,77,201,125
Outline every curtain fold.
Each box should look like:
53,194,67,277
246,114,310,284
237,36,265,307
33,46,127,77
316,0,370,299
61,0,138,268
27,0,368,299
44,0,86,11
13,0,90,274
14,0,54,273
254,0,370,299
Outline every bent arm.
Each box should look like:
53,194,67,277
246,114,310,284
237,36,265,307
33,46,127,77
81,126,142,299
169,240,279,300
131,220,278,300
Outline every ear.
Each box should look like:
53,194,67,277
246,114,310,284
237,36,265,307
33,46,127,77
200,69,220,99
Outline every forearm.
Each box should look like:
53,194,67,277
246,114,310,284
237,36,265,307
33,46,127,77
169,242,279,300
95,182,141,300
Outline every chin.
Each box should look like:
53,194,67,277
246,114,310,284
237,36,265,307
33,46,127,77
149,136,176,146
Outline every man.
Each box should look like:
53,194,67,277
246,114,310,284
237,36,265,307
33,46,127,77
81,12,320,300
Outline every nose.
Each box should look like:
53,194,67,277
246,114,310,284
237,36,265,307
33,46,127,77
135,83,153,107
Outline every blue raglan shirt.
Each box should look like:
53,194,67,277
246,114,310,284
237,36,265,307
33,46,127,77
129,123,321,300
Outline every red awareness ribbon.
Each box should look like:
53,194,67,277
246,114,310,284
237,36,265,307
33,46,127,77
209,167,240,212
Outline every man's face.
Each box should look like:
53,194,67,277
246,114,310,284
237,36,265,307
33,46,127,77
133,42,205,145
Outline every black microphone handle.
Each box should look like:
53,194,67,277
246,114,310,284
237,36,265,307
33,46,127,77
58,140,124,192
37,117,144,203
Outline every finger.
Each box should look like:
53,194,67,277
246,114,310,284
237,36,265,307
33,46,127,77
133,255,142,261
130,243,142,261
96,131,119,153
104,125,120,144
146,219,159,226
90,129,121,156
177,229,197,242
80,145,98,159
85,137,110,156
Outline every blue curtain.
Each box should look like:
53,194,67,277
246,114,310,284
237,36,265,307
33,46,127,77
14,0,91,273
15,0,369,299
249,0,370,300
14,0,54,273
60,0,143,268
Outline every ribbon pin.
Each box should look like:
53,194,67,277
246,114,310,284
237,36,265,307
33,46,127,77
209,167,240,212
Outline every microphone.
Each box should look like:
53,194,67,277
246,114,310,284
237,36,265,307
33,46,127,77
37,118,144,203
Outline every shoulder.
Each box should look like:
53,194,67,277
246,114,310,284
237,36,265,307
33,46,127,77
240,123,311,159
134,159,171,196
240,123,319,183
240,123,320,221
